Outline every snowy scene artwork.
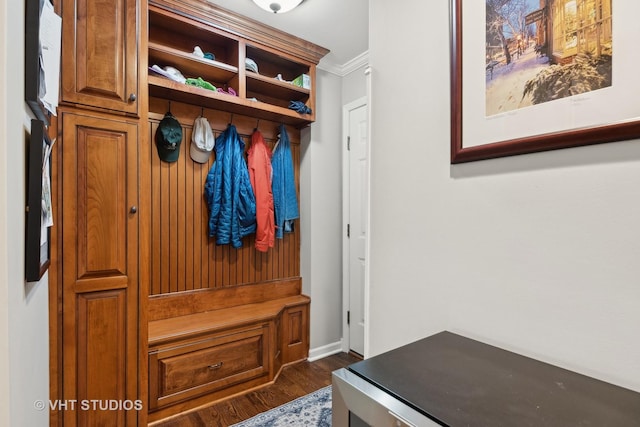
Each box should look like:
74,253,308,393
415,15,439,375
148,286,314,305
450,0,640,164
485,0,612,116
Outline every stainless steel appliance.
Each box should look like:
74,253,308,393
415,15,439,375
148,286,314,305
333,367,438,427
332,331,640,427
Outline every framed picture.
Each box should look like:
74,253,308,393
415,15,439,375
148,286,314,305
450,0,640,163
25,0,54,124
25,119,52,282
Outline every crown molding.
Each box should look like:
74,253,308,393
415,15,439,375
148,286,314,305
318,50,369,77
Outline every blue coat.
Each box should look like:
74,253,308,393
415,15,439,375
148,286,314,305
272,124,299,239
204,125,256,248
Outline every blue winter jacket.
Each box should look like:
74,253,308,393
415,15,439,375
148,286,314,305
204,125,256,248
272,124,299,239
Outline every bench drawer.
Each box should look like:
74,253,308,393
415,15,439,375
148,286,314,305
149,324,270,410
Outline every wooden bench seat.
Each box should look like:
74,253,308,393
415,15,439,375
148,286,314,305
148,294,309,346
146,279,310,422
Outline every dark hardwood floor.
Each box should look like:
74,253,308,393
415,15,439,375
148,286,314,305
153,352,361,427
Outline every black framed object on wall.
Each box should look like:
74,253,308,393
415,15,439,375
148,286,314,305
26,119,52,282
25,0,51,124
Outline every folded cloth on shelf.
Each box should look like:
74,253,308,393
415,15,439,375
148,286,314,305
149,65,186,84
185,77,217,91
245,58,259,73
288,100,312,114
193,45,215,61
193,46,204,57
216,86,237,96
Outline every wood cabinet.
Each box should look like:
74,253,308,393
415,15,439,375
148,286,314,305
60,108,139,426
282,304,310,363
146,0,328,126
147,293,310,421
149,324,271,411
55,0,143,424
61,0,139,114
141,2,325,421
53,1,327,425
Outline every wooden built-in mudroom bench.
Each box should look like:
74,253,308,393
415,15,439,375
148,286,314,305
147,280,310,421
53,0,328,424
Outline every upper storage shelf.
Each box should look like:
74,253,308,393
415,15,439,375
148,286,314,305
148,43,238,84
147,0,329,127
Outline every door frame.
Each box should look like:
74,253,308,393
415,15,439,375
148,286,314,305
341,94,371,357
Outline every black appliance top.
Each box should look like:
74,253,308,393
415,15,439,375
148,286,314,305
347,331,640,426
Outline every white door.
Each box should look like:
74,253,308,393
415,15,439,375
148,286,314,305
345,100,368,356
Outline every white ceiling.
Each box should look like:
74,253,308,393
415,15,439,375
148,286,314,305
208,0,369,72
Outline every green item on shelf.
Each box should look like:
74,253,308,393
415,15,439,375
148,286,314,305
185,77,217,91
292,73,311,89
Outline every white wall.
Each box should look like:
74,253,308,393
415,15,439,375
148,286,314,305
302,63,368,358
301,69,345,352
342,64,368,106
2,0,51,425
368,0,640,392
1,1,10,423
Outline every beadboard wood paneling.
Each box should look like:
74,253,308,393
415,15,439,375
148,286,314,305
146,99,300,296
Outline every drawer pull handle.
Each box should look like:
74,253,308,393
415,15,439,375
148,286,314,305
208,362,223,370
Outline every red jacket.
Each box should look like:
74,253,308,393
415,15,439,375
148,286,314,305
247,130,275,252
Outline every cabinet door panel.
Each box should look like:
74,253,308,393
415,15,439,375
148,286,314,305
282,304,309,363
76,126,129,278
149,325,270,410
62,110,138,427
76,290,127,427
62,0,138,114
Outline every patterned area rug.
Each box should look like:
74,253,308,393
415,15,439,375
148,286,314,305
230,385,332,427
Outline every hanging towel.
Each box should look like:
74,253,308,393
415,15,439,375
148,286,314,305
271,124,299,239
247,129,275,252
204,124,256,248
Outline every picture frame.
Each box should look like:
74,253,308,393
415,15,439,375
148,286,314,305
25,0,51,125
25,119,51,282
450,0,640,164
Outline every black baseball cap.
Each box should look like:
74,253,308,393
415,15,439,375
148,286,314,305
155,112,182,162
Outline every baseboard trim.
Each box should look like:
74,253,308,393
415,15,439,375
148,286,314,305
308,340,343,362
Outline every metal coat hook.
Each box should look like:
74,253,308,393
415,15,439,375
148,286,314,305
168,100,172,113
254,119,260,131
201,107,205,117
228,113,234,126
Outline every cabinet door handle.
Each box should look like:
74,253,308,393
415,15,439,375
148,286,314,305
129,206,137,214
208,362,223,370
128,93,137,102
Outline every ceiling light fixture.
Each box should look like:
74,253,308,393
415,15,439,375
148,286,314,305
251,0,304,14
